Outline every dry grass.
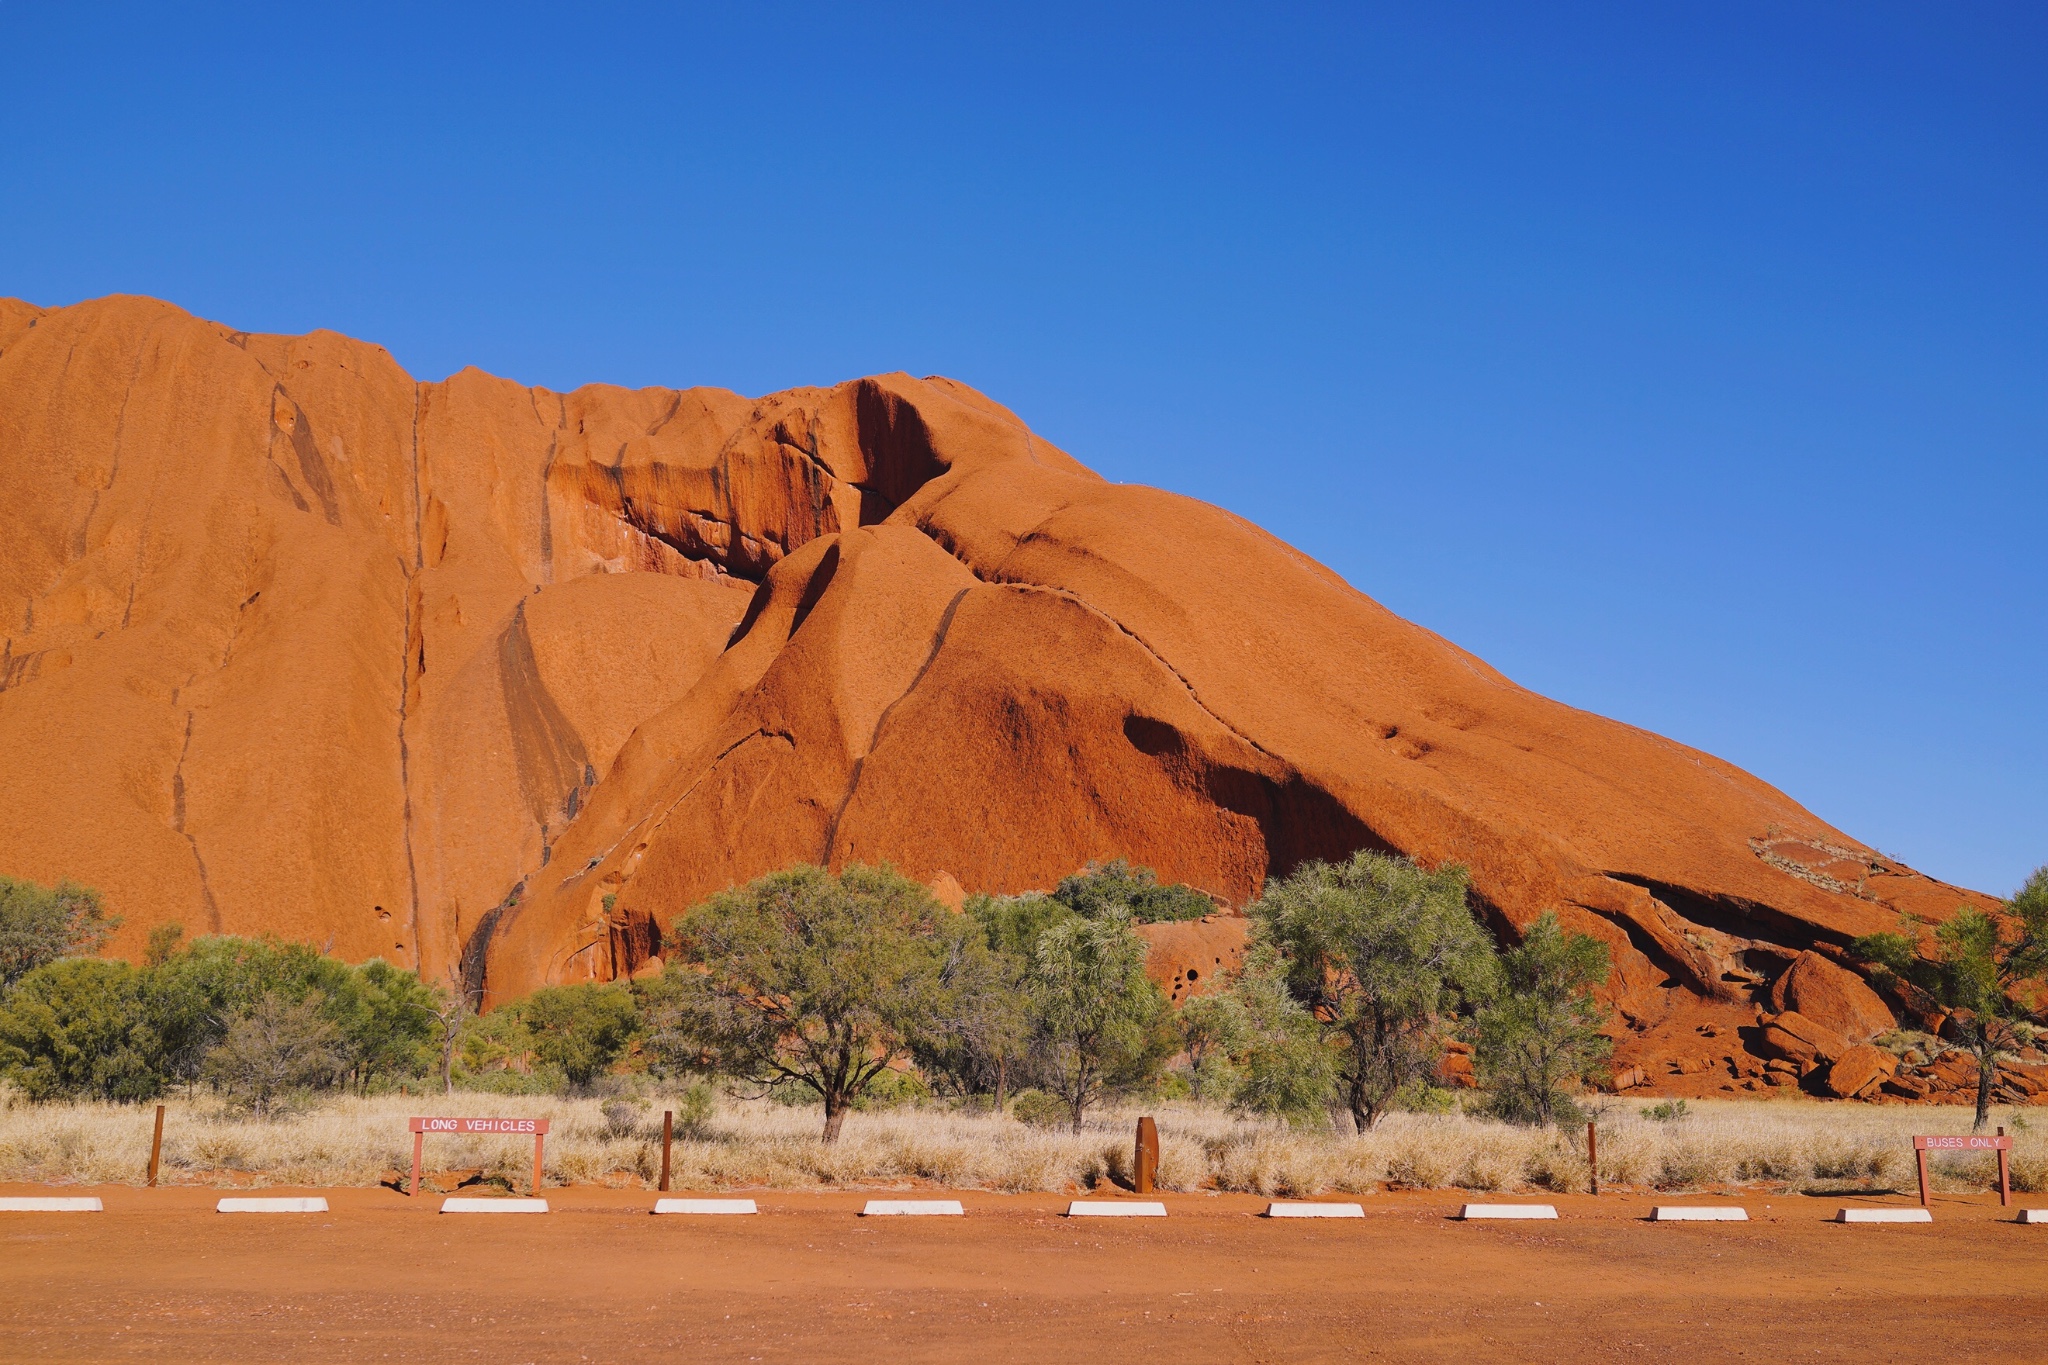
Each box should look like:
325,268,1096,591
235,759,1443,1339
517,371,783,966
0,1088,2040,1196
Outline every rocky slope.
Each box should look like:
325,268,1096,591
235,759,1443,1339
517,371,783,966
0,295,1997,1088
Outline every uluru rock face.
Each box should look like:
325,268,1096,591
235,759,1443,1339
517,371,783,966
0,296,1994,1077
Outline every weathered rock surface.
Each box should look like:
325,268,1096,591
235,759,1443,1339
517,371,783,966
0,296,1999,1089
1823,1044,1897,1099
1769,951,1897,1045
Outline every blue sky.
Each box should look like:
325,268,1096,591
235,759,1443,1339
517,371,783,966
3,3,2041,895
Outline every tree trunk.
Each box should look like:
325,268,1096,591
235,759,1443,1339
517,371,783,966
994,1055,1008,1111
1974,1045,1995,1133
822,1094,848,1142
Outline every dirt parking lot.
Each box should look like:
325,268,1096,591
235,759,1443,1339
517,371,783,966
3,1184,2044,1362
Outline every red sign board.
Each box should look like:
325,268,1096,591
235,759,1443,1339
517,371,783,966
409,1116,550,1135
1914,1134,2011,1151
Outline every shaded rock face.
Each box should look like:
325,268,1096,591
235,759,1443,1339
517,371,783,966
0,297,1994,1058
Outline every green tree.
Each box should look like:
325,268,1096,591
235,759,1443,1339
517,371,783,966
1221,946,1338,1122
1176,987,1249,1102
0,958,166,1100
1024,910,1170,1132
201,991,347,1116
907,893,1070,1105
1853,865,2048,1132
338,959,442,1091
650,864,989,1140
1054,859,1215,924
518,983,639,1089
1250,850,1497,1131
1473,911,1613,1126
0,876,117,994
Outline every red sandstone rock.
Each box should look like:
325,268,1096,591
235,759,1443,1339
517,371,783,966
0,293,2001,1086
1768,952,1895,1044
1823,1044,1897,1099
1758,1011,1848,1065
1137,915,1250,1006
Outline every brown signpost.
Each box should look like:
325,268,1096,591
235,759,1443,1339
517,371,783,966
659,1110,673,1193
1135,1117,1159,1195
408,1117,550,1198
1913,1132,2013,1208
1587,1121,1599,1196
145,1105,164,1186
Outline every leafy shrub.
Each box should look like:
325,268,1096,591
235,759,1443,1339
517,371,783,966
201,992,348,1116
0,877,117,994
517,983,638,1090
1053,860,1215,924
1010,1089,1069,1128
0,958,164,1100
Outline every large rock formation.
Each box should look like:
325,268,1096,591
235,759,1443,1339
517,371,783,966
0,295,1995,1083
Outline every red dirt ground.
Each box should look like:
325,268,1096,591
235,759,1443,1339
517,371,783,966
3,1184,2043,1362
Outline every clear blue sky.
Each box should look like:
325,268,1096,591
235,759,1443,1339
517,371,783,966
3,3,2041,896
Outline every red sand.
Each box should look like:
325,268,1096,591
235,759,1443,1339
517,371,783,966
3,1183,2044,1362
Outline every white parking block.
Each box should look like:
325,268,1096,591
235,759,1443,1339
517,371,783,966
1836,1208,1931,1223
1459,1204,1558,1220
1266,1202,1365,1218
1066,1201,1167,1217
859,1199,964,1216
2018,1209,2048,1225
440,1197,548,1214
217,1197,328,1213
654,1198,758,1215
0,1197,103,1212
1652,1206,1748,1222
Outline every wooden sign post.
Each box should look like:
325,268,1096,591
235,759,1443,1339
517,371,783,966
145,1105,164,1186
1135,1116,1159,1195
1587,1121,1599,1196
1913,1133,2013,1208
408,1117,551,1198
659,1110,673,1193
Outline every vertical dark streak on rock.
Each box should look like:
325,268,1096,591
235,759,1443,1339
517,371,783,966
171,711,223,933
398,384,425,971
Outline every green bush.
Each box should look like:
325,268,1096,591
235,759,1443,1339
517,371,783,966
1010,1089,1069,1128
517,983,638,1090
0,957,165,1100
1053,860,1215,924
0,876,117,994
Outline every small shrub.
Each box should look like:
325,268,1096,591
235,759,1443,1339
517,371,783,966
600,1100,640,1140
1640,1100,1690,1122
1010,1090,1068,1128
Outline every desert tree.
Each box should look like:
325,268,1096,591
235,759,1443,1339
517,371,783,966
1250,849,1497,1131
1220,945,1338,1122
1176,986,1249,1102
517,982,640,1090
1473,911,1613,1126
0,876,117,995
201,991,347,1116
649,863,988,1141
1023,910,1170,1132
1853,864,2048,1132
910,897,1033,1106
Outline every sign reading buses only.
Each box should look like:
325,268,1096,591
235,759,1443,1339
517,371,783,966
409,1117,550,1136
1914,1134,2011,1151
